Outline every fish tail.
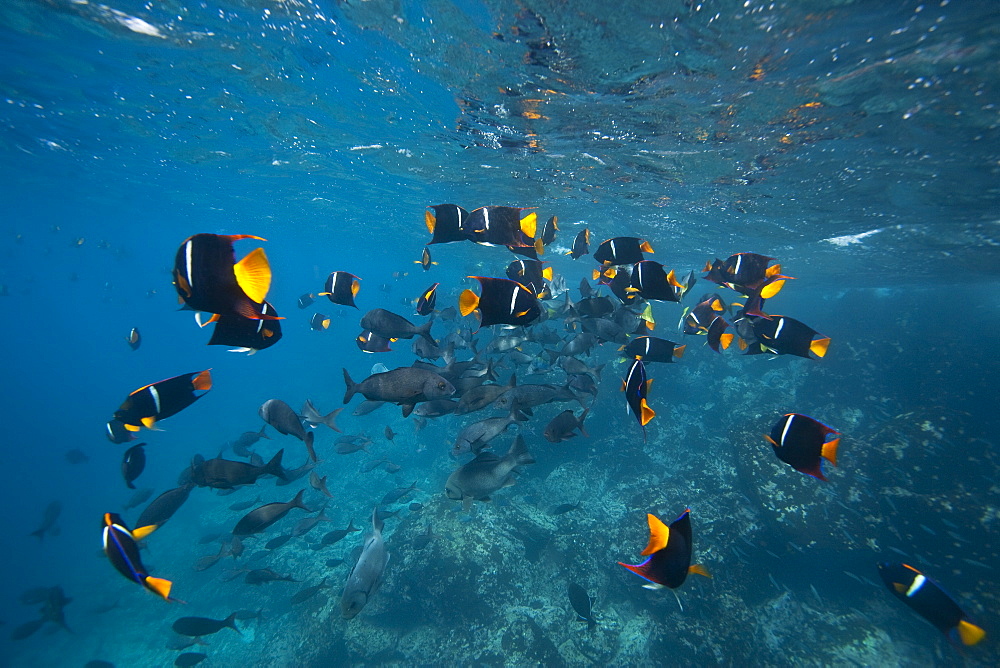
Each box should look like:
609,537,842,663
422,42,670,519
258,425,271,440
290,488,309,511
305,431,318,463
956,620,986,646
144,576,173,601
416,320,435,346
342,368,358,404
578,408,590,438
266,449,286,480
224,611,243,635
322,407,344,433
508,434,536,466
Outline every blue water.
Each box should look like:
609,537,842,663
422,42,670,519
2,0,998,665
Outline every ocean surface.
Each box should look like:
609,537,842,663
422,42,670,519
1,0,998,666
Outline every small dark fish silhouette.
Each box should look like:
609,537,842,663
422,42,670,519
175,653,207,667
232,489,309,536
65,449,89,465
172,613,241,637
568,583,596,629
412,525,437,550
549,501,581,516
121,443,147,489
290,577,331,604
244,568,298,585
29,501,62,540
319,520,359,547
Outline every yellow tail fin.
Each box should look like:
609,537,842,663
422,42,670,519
144,576,173,601
234,247,272,303
821,437,839,467
424,209,436,234
810,337,831,358
689,564,712,578
459,289,479,317
958,620,986,646
520,212,537,239
641,514,670,556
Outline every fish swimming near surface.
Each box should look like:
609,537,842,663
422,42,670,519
259,399,317,462
172,233,275,320
415,282,439,316
232,489,309,536
877,562,985,646
764,413,840,481
705,316,733,353
341,507,390,620
360,308,435,346
101,512,175,601
617,509,710,589
622,359,655,439
627,260,683,302
30,501,62,540
568,582,596,629
136,484,194,528
425,203,469,244
461,206,537,247
205,300,282,354
543,408,590,443
446,435,535,509
343,366,455,417
171,613,241,637
703,252,789,300
459,276,540,328
506,258,552,298
107,370,212,439
568,228,590,259
415,246,437,271
593,236,653,266
319,271,361,308
125,327,141,351
621,336,685,363
121,443,147,489
190,450,286,489
538,215,559,251
741,314,829,359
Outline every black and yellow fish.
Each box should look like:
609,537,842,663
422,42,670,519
415,247,438,271
705,316,733,353
703,252,789,300
172,233,275,320
627,260,683,302
310,313,331,331
622,359,654,438
877,562,985,646
567,228,590,259
459,277,540,328
594,237,653,266
415,283,439,316
764,413,839,481
102,513,175,601
743,314,829,359
109,370,212,435
462,206,537,247
425,204,469,244
620,337,685,363
319,271,360,309
618,509,709,589
356,329,394,353
505,259,552,298
207,301,282,354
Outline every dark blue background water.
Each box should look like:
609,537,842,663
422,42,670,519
2,0,998,665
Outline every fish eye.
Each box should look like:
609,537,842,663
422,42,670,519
438,382,445,389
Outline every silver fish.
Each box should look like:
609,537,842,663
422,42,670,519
341,507,389,620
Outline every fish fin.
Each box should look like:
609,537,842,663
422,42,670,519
459,289,479,317
462,497,473,512
689,564,712,578
957,620,986,646
666,269,683,289
352,280,360,297
810,337,831,357
639,399,655,426
620,380,626,392
760,279,785,299
192,369,213,391
711,299,724,312
424,209,436,234
534,238,545,255
641,513,670,555
673,345,686,359
893,582,907,594
233,247,272,304
144,576,172,601
737,338,748,351
125,423,141,432
131,524,158,540
141,417,157,429
765,263,782,278
542,266,553,281
592,269,600,281
520,211,537,239
197,313,220,328
720,333,734,350
821,438,839,467
640,241,654,253
764,434,778,447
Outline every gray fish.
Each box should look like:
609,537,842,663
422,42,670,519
233,608,266,621
493,379,578,415
580,317,626,344
319,520,360,547
412,398,459,418
412,525,437,550
258,399,316,462
360,308,434,345
174,653,207,667
310,471,333,498
301,399,343,433
137,484,194,528
380,481,418,506
198,531,225,545
343,367,455,418
353,400,386,416
335,435,373,455
193,542,230,572
384,426,395,441
275,459,316,486
19,586,58,605
485,334,525,354
446,435,535,509
412,336,443,360
231,425,270,457
290,577,331,605
361,457,388,473
549,501,582,516
228,495,262,512
543,408,590,443
291,510,331,537
264,534,292,550
341,508,390,620
123,488,154,511
568,583,596,629
455,375,517,415
244,568,298,585
172,613,241,637
452,411,525,457
39,585,72,632
29,501,62,540
165,636,208,651
191,450,286,489
229,535,244,559
232,489,309,536
558,356,603,379
559,333,599,357
326,558,345,568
